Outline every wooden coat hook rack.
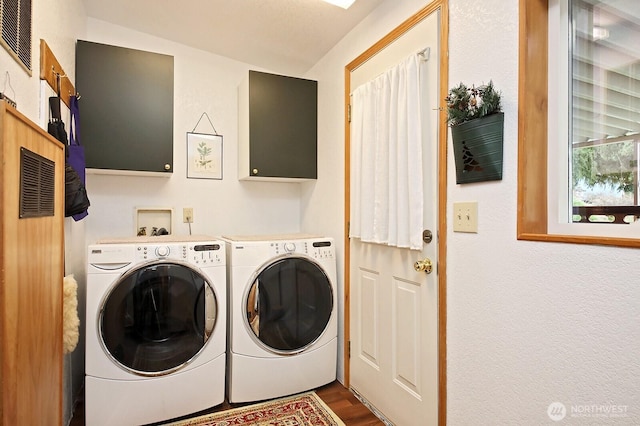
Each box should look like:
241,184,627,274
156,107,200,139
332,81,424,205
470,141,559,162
39,39,78,109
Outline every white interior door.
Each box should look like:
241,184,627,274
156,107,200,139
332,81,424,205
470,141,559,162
349,9,440,426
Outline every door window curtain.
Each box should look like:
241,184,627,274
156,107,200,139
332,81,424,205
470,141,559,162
350,53,425,250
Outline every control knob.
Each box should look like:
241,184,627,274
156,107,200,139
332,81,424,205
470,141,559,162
155,246,170,257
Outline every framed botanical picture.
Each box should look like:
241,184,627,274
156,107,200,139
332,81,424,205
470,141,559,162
187,132,223,179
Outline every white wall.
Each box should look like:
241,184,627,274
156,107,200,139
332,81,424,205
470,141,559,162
82,19,303,246
5,0,639,424
307,0,640,424
447,1,639,424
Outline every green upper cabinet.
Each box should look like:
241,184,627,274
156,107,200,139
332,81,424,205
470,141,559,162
76,40,174,175
238,70,318,181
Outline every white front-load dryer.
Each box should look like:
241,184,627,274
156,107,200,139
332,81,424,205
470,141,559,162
223,234,338,403
85,236,226,426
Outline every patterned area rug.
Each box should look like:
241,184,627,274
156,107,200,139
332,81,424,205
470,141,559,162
164,392,345,426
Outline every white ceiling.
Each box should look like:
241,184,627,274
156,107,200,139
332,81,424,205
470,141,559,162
82,0,384,75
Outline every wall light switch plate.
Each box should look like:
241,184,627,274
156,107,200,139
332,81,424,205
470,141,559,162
453,202,478,233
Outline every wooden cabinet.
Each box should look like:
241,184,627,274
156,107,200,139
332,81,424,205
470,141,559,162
238,70,317,181
0,103,64,425
75,40,174,175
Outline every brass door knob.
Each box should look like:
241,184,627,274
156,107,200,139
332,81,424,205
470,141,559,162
414,258,433,274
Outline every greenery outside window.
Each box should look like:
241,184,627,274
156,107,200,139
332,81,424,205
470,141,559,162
518,0,640,247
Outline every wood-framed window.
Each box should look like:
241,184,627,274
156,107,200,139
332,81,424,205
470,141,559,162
518,0,640,248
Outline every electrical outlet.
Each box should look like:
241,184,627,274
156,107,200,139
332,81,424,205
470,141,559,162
183,207,194,223
453,202,478,233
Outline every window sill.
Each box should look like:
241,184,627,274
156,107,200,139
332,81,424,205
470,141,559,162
518,232,640,248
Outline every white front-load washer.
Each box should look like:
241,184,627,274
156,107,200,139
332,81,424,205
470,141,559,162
223,234,338,403
85,236,226,426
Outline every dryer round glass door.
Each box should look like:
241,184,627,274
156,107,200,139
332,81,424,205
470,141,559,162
100,261,218,376
245,256,333,354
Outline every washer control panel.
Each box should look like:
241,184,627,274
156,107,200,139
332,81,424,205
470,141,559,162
310,240,334,260
270,239,334,260
135,242,225,266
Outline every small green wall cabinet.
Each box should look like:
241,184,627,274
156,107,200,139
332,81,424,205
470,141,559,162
238,70,318,182
76,40,175,175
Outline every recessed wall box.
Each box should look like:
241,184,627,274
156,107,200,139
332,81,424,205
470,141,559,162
135,207,173,236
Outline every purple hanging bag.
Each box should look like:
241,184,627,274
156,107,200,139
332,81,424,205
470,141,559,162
68,95,89,220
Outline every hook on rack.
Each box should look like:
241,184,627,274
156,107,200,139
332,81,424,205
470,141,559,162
40,40,75,109
51,65,67,79
51,66,63,94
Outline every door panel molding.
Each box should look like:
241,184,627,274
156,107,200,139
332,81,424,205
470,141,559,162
393,278,421,396
358,271,380,365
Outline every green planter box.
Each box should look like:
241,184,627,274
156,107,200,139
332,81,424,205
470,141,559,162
450,112,504,184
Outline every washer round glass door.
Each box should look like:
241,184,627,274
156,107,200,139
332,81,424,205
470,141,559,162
100,261,217,376
245,256,333,354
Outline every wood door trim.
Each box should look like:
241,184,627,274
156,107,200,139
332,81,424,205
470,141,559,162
343,2,449,425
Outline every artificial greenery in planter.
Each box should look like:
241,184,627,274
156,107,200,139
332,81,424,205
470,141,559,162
446,80,504,184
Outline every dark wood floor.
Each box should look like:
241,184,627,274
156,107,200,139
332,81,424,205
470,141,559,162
315,381,384,426
70,380,383,425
